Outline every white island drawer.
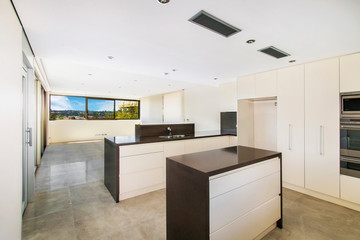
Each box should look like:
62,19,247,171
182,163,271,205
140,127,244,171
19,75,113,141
120,168,164,194
209,157,280,198
210,196,281,240
120,143,163,157
120,152,164,174
210,172,280,233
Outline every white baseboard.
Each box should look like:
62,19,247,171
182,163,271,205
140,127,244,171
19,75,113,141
283,182,360,212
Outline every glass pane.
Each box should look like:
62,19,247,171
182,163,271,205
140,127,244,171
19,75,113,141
50,96,86,120
115,100,139,119
87,99,114,119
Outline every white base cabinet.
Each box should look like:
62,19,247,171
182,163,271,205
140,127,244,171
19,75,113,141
119,136,234,200
340,175,360,205
209,158,281,240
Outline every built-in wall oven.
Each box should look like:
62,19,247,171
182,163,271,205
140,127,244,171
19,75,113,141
340,92,360,178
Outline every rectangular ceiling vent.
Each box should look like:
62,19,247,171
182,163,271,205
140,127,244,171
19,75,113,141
189,10,241,37
258,46,290,59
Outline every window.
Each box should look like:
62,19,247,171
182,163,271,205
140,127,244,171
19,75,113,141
49,95,140,120
115,100,139,119
87,98,115,119
50,96,86,120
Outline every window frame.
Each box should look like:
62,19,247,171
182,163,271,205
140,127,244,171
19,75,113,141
49,94,140,121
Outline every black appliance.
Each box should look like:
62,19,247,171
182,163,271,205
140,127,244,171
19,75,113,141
220,112,237,135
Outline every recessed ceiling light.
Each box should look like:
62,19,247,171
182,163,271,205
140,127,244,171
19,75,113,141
107,56,114,60
158,0,170,4
164,72,169,75
134,80,138,82
88,73,92,76
172,69,177,72
118,86,122,88
81,83,85,85
289,60,296,63
168,84,172,86
214,77,218,80
246,39,255,44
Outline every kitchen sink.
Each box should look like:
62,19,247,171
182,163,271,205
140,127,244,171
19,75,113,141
159,134,186,139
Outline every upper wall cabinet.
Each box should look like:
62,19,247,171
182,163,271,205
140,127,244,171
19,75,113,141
237,70,277,100
237,75,255,99
304,57,340,198
277,65,305,188
255,70,277,98
340,52,360,93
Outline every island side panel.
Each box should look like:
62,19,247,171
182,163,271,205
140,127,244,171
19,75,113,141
104,139,119,202
166,159,209,240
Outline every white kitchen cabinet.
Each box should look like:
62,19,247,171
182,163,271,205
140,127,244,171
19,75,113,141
184,139,204,154
340,175,360,204
229,136,238,146
184,136,230,154
237,75,255,99
119,143,164,200
202,136,230,151
255,70,277,98
164,141,185,157
277,65,305,187
209,157,281,240
304,58,340,198
340,52,360,93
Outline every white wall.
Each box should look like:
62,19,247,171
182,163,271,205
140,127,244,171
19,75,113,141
163,91,183,123
0,1,22,239
48,120,140,143
184,82,237,132
140,94,163,123
254,100,277,151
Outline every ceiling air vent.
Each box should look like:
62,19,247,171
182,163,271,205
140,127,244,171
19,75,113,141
258,46,290,59
189,10,241,37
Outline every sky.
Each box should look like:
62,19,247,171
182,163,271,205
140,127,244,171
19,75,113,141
51,96,85,111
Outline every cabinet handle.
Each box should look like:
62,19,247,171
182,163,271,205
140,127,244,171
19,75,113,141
26,127,32,147
319,125,323,155
288,124,292,150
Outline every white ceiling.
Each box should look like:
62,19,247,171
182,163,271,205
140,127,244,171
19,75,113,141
13,0,360,99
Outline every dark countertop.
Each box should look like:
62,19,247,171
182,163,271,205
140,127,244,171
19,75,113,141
167,145,281,177
105,130,236,146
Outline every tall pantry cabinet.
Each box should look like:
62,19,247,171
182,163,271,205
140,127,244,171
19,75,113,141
304,58,340,198
277,65,305,188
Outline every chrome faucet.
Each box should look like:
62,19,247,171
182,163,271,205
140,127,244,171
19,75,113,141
167,127,172,136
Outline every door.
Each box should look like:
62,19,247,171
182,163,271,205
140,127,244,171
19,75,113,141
304,58,340,198
22,64,35,214
277,65,305,187
22,67,29,213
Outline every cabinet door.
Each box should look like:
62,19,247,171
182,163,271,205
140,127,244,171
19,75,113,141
202,136,229,151
277,65,305,187
340,53,360,93
184,139,204,154
237,75,255,99
304,58,339,197
164,141,185,157
255,70,277,98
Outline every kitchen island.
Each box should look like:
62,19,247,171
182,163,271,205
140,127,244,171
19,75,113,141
166,145,282,240
104,130,237,202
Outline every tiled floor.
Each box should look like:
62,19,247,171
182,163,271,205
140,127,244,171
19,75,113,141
23,141,360,240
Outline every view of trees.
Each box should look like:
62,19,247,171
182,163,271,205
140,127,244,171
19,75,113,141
115,101,139,119
50,95,139,120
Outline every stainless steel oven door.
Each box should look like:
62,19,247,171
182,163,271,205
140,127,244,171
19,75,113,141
340,122,360,158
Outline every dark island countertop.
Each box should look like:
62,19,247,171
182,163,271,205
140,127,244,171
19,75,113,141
166,145,281,177
105,130,236,146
